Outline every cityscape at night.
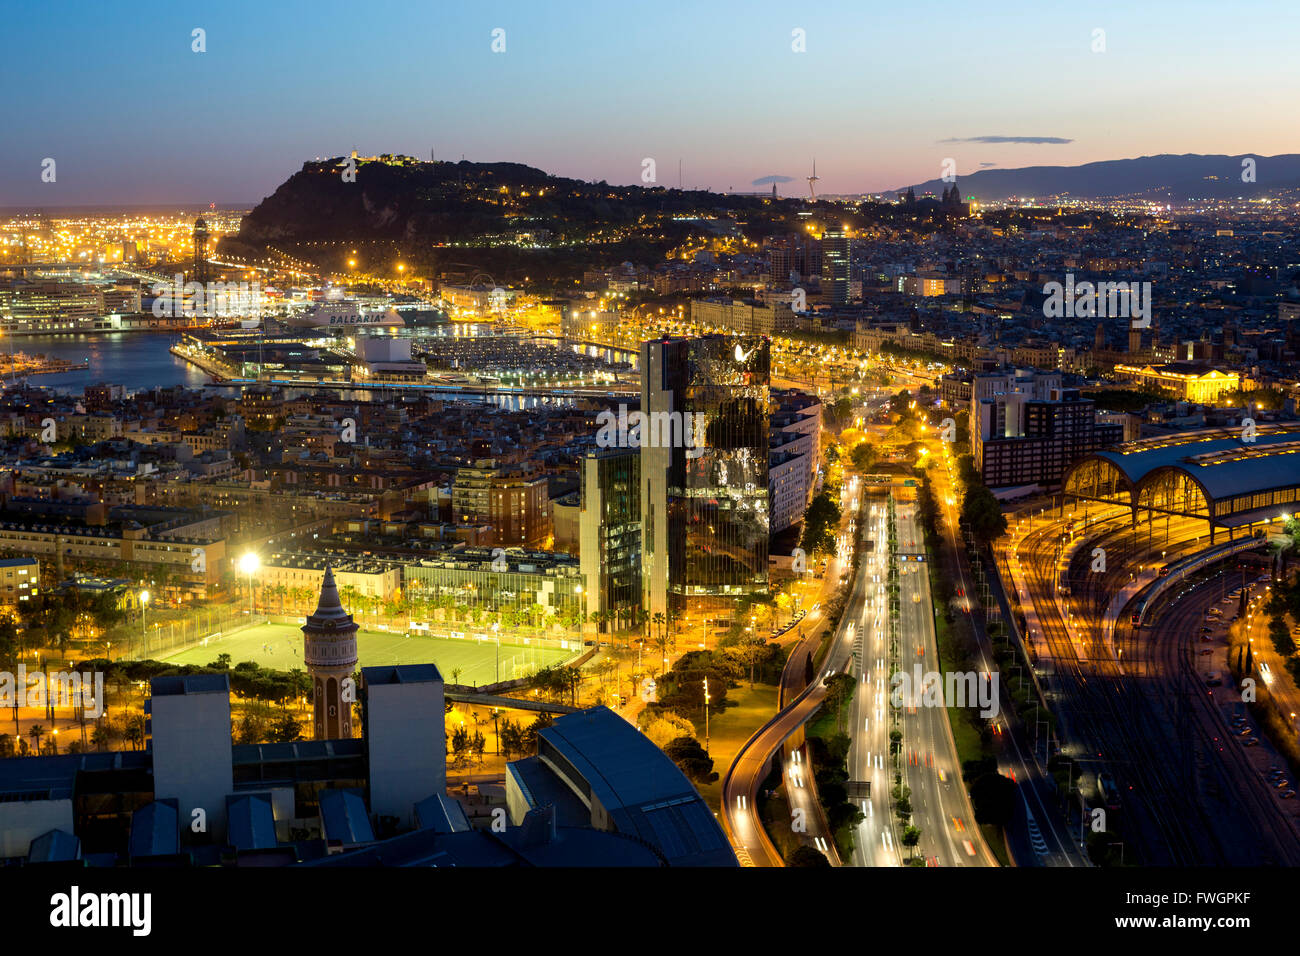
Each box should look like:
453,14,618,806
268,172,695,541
1,0,1295,940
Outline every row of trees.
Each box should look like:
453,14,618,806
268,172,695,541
0,590,129,667
800,490,842,557
638,648,740,785
807,730,866,858
0,710,147,757
253,580,587,634
955,453,1008,545
495,713,554,760
528,664,583,704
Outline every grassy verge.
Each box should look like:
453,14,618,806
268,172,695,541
758,766,801,861
807,692,854,741
694,682,780,812
946,704,986,768
982,823,1012,867
931,593,993,770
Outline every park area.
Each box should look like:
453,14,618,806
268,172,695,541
161,622,574,687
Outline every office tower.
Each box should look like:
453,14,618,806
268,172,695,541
971,371,1123,488
821,227,849,305
192,218,210,284
302,567,359,740
640,336,770,627
579,448,642,633
768,241,794,285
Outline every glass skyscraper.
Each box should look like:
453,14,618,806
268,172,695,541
640,335,770,625
821,227,850,306
579,447,642,633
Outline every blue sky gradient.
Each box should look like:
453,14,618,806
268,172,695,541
1,0,1293,204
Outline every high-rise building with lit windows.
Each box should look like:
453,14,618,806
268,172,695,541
640,335,770,627
579,448,641,633
821,227,850,305
192,218,210,284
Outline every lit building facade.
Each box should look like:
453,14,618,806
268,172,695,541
820,228,850,305
640,336,770,624
578,448,641,633
1112,363,1241,403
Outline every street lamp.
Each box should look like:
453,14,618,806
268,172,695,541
703,677,710,754
140,590,150,635
239,552,260,615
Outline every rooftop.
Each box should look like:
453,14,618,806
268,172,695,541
535,707,736,867
1091,424,1300,500
151,673,231,697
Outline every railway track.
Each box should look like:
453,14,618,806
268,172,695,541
1017,506,1300,865
1128,572,1300,865
1018,519,1202,864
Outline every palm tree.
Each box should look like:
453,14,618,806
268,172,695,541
652,612,665,648
28,723,44,755
91,722,115,752
123,716,144,751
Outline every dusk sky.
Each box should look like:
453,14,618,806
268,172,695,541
1,0,1294,206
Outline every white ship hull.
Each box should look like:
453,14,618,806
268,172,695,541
286,302,405,329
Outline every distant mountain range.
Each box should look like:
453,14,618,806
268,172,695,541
895,153,1300,201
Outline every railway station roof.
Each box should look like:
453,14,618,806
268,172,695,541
1065,424,1300,525
1089,426,1300,490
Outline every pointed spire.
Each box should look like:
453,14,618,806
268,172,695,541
307,565,353,624
317,565,341,608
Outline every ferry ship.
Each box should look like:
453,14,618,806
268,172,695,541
285,301,405,330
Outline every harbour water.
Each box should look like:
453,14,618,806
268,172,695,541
7,331,630,410
5,333,209,394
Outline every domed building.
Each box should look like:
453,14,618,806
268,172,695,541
301,567,359,740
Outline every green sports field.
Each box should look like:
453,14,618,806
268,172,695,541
161,622,573,686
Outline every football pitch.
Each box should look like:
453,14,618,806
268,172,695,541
160,622,573,686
